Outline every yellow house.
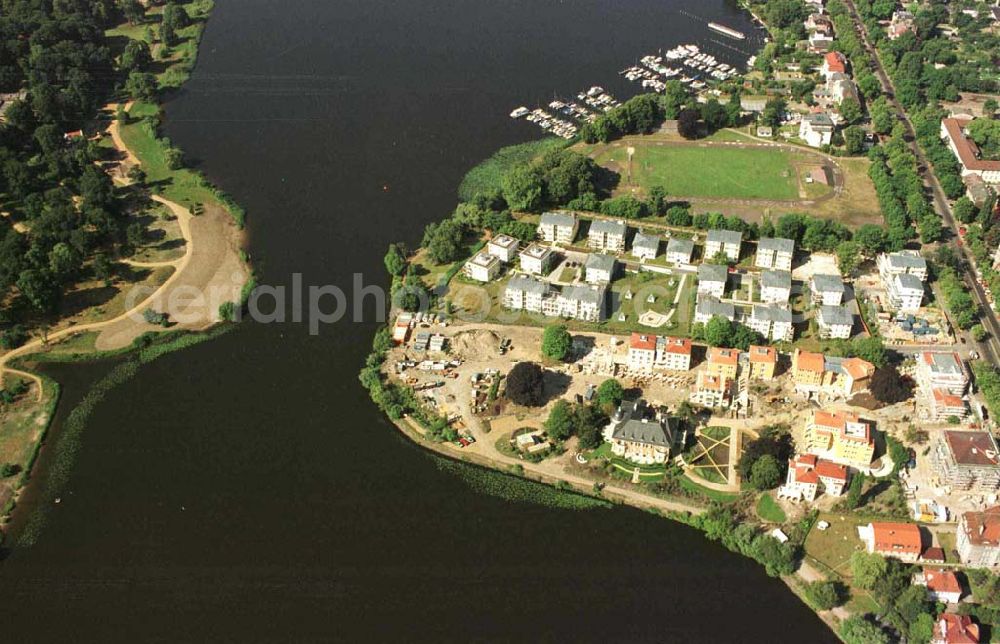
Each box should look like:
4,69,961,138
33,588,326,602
804,409,875,468
706,347,740,380
747,345,777,380
792,349,875,398
792,349,826,389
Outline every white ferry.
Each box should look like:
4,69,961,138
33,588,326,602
708,22,745,40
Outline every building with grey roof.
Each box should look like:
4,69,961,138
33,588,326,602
538,211,578,245
694,295,735,324
666,237,695,265
756,237,795,270
811,273,846,306
588,219,627,252
584,253,618,284
631,232,660,260
558,284,605,321
877,251,928,281
606,400,682,465
817,304,854,339
705,229,743,262
697,263,729,298
760,269,792,304
887,272,925,312
503,276,604,322
748,304,793,342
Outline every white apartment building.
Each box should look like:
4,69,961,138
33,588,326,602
694,296,735,325
486,234,519,263
631,232,659,260
538,211,578,245
587,219,627,253
756,237,794,270
697,263,728,298
705,229,742,263
760,269,792,305
747,304,793,342
518,243,555,276
811,273,845,306
463,251,501,283
665,237,694,265
817,304,854,339
584,253,617,284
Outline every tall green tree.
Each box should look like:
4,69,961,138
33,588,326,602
541,324,572,361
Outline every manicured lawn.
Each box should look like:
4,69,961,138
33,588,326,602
756,494,787,523
592,143,800,200
691,467,726,484
583,442,614,462
610,457,667,478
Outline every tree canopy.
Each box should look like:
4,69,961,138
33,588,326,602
506,362,546,407
541,325,572,361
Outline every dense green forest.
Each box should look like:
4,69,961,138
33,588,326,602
0,0,132,332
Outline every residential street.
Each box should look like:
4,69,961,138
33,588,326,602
842,0,1000,366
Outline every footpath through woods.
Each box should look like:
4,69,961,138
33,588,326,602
0,103,249,395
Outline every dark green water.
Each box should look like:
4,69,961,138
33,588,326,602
0,0,838,641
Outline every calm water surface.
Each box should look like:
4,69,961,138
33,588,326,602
1,1,838,641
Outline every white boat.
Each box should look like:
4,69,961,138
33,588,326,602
708,22,745,40
509,107,529,119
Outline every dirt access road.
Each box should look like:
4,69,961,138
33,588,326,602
0,104,249,390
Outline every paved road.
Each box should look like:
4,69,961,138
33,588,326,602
842,0,1000,368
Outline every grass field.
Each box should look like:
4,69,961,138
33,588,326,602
804,512,869,578
589,142,801,200
577,131,883,228
756,494,787,523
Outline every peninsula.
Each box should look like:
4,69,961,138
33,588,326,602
363,0,1000,641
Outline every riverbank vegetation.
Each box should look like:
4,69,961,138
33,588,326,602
0,0,252,528
12,325,232,546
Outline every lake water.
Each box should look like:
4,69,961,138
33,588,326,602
0,0,838,640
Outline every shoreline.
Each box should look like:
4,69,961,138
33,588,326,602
385,393,847,635
0,1,251,536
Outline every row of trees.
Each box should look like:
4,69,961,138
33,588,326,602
691,505,799,577
579,83,743,145
692,317,764,352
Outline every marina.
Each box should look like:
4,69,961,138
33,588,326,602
509,86,616,139
510,38,752,138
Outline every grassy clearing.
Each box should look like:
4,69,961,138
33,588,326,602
803,512,869,578
756,494,787,523
131,203,186,263
805,157,882,227
106,0,214,89
119,103,219,210
58,265,173,325
591,141,801,200
0,378,57,477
